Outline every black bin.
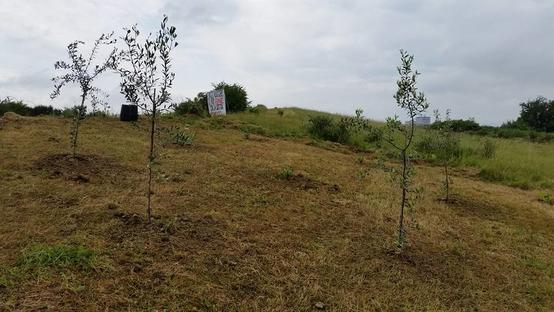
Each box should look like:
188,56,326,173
120,104,138,122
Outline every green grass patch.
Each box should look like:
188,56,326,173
17,244,96,271
185,107,554,190
459,136,554,189
225,107,347,138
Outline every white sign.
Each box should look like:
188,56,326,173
207,89,226,116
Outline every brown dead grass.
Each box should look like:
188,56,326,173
0,116,553,311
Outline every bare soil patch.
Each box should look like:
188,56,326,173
33,153,131,184
280,172,340,192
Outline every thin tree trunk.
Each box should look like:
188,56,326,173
444,164,449,202
146,108,156,223
398,149,407,246
71,93,87,158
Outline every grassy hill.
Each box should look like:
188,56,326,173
0,111,553,311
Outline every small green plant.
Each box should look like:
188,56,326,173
17,244,95,271
167,126,195,146
482,138,496,159
277,166,293,180
277,109,284,117
538,192,552,204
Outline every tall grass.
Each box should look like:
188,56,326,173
458,136,554,189
225,107,344,137
190,107,554,190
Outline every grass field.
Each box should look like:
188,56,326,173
0,111,553,311
213,108,554,191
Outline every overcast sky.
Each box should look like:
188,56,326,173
1,0,552,125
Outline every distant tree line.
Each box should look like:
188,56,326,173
0,97,112,118
428,97,554,142
0,97,62,116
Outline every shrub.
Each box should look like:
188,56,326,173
166,126,195,146
431,118,480,132
29,105,55,116
0,98,31,116
277,166,293,180
416,135,462,163
61,107,77,118
307,110,381,149
174,93,208,116
307,115,342,142
482,139,496,159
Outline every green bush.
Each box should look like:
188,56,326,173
307,110,381,150
174,94,208,117
61,107,77,118
29,105,57,116
482,139,496,159
277,166,293,180
431,118,481,132
0,98,31,116
166,126,195,146
416,133,462,163
307,115,344,142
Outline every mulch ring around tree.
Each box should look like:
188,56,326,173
33,153,132,184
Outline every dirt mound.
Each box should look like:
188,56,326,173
2,111,23,120
0,112,24,129
33,153,130,183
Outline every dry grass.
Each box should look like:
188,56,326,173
0,115,553,311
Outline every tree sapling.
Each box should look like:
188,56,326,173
383,49,429,248
51,33,118,157
116,16,178,223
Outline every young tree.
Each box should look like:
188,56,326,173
51,33,117,157
383,49,429,248
433,110,461,202
117,15,178,223
418,110,461,202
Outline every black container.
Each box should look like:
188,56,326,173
120,104,138,122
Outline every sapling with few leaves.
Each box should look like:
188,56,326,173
383,50,429,248
117,16,178,223
51,33,118,157
432,110,461,202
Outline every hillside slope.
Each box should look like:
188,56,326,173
0,115,553,311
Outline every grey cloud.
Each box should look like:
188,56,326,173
1,0,553,125
164,0,238,26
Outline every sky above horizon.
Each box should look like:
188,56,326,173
0,0,552,125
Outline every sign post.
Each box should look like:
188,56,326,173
207,89,226,116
